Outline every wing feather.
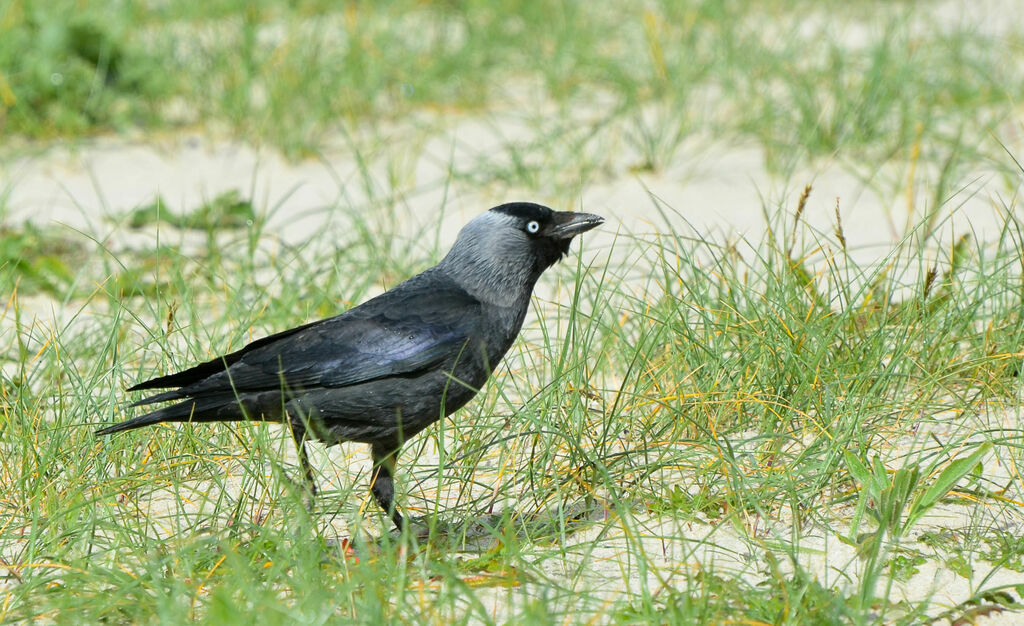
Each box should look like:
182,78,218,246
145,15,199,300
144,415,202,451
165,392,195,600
135,274,484,400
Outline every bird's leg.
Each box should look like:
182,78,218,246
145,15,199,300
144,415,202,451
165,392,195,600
370,443,404,531
288,417,318,510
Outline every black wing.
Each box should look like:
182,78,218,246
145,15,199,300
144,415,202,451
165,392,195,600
128,320,321,392
132,274,484,402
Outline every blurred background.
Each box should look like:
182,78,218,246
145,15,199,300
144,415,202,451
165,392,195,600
2,0,1023,269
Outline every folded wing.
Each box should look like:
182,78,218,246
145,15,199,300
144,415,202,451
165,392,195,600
131,278,483,405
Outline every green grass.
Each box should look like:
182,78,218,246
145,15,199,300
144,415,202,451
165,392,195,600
3,0,1024,623
3,0,1021,165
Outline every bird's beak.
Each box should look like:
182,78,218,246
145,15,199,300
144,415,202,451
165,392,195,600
548,212,605,239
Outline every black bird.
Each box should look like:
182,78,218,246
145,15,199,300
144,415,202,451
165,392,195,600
96,202,603,530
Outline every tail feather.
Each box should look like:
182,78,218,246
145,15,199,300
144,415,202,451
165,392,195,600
95,394,249,436
129,388,187,408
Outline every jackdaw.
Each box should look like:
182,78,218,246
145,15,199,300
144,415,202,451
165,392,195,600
96,202,603,530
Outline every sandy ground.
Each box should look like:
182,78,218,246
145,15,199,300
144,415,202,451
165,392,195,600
3,104,1024,621
4,105,1022,251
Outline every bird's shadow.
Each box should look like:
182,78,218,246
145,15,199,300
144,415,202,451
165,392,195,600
322,496,612,560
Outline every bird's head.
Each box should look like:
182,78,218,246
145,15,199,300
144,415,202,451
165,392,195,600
440,202,604,305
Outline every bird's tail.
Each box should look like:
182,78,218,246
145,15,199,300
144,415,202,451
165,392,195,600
95,394,251,436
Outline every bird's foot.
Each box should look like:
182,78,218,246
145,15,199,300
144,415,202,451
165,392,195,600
388,516,431,541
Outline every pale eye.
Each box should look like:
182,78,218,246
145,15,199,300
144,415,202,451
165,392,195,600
526,220,541,234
